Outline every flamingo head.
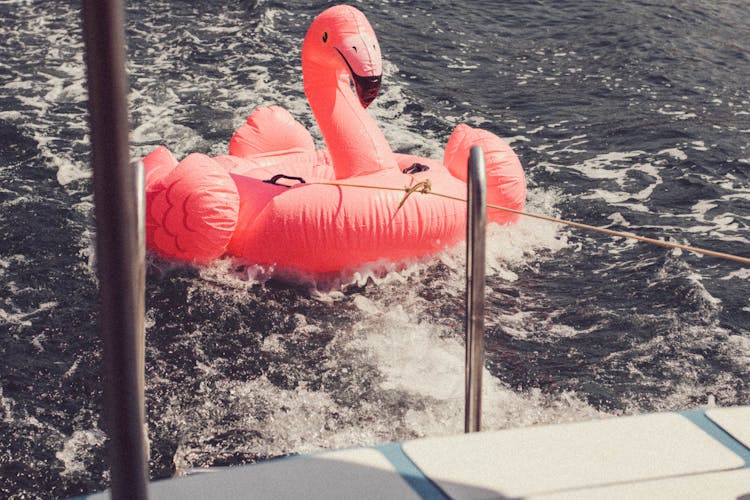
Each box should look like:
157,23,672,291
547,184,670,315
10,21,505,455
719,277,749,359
302,5,383,108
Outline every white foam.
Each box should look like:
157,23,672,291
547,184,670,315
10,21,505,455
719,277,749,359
1,384,15,423
0,110,23,120
669,194,750,245
657,106,697,120
726,336,750,370
63,358,80,379
55,158,90,186
350,291,600,437
506,135,531,144
56,428,107,477
615,320,747,411
659,148,688,160
722,269,750,280
486,193,569,269
567,151,649,179
0,300,58,330
169,376,384,472
541,150,669,216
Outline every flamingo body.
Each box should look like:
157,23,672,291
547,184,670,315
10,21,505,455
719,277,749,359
142,5,526,275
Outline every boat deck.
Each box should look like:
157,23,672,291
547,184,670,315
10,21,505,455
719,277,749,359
81,405,750,499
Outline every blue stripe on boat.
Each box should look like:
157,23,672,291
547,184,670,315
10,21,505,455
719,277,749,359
681,409,750,467
376,442,448,499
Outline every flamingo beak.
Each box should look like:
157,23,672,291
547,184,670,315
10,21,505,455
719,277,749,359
335,47,382,108
352,73,381,108
334,32,383,108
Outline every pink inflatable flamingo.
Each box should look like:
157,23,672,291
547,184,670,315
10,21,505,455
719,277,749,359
142,5,526,274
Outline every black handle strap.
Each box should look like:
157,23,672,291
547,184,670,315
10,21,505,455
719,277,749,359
263,174,307,187
402,163,430,174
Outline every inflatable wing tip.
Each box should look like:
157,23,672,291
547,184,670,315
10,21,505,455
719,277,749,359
143,145,177,165
142,145,179,189
146,154,240,263
229,106,315,158
443,124,527,223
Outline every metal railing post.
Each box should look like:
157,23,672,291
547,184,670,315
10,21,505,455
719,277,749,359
465,146,487,433
82,1,149,498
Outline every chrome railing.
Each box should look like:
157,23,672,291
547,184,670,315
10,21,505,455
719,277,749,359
82,0,149,498
465,146,487,433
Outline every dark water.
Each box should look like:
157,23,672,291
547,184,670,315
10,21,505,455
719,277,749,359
1,0,749,497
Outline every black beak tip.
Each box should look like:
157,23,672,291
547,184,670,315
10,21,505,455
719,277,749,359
360,94,377,108
354,74,382,108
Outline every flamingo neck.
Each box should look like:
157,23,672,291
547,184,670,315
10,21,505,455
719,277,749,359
303,60,397,179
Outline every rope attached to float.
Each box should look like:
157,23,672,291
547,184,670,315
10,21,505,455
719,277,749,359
313,179,750,266
397,179,432,209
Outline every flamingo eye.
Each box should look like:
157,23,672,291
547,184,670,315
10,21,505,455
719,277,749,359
322,32,328,43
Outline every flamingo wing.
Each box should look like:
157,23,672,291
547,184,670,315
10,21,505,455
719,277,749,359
145,153,240,263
